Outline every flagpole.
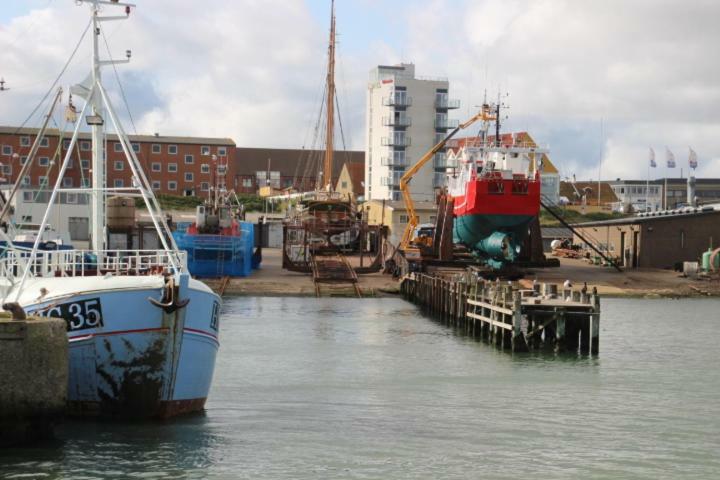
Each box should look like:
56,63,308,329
646,161,650,212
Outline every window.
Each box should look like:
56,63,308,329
21,215,32,223
114,142,123,152
114,161,124,171
1,164,11,175
200,182,209,191
66,157,74,169
184,154,194,164
1,145,11,156
63,139,71,149
82,178,91,187
81,159,90,169
152,181,161,190
63,177,73,187
218,147,227,156
20,136,31,147
201,164,210,174
168,145,178,155
399,214,409,223
21,176,30,186
39,157,49,166
66,193,77,204
152,144,161,154
80,141,90,151
185,172,193,182
38,176,48,186
151,162,161,172
201,146,210,156
114,179,124,188
20,156,28,165
167,181,177,191
132,143,140,153
242,178,252,187
23,191,34,202
40,137,49,148
341,181,348,189
217,165,227,175
168,163,177,172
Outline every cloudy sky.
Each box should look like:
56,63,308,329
1,0,718,181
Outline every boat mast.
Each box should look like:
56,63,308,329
323,0,336,192
90,2,105,251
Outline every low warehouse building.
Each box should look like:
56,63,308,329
572,207,720,269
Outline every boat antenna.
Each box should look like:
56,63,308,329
0,78,8,91
323,0,336,191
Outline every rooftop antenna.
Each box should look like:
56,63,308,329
0,78,8,91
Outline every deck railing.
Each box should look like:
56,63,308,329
0,249,187,279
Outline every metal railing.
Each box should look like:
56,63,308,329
381,136,412,147
434,118,460,129
435,98,460,109
382,95,413,107
0,249,188,279
381,156,409,167
382,115,412,127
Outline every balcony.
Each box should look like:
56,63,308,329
382,115,412,127
381,171,404,186
433,152,456,169
382,94,413,107
434,118,460,129
381,136,412,147
381,155,409,167
435,98,461,109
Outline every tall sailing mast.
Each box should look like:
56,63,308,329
323,0,336,192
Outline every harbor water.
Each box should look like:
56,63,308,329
2,296,719,479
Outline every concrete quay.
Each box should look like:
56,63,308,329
205,248,719,298
0,314,68,447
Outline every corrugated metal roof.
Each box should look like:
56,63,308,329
572,206,720,227
0,126,235,146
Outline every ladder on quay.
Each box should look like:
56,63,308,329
311,252,362,298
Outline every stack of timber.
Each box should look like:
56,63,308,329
400,273,600,354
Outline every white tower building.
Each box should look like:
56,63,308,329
365,63,459,202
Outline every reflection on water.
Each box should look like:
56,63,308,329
2,297,720,479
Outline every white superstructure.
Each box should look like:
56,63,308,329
365,63,459,202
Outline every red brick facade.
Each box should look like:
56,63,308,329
0,127,235,196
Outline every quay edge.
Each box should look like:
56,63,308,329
0,314,68,447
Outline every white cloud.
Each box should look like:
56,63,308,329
1,0,719,181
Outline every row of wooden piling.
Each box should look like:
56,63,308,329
400,272,600,354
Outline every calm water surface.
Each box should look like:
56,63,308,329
2,297,720,479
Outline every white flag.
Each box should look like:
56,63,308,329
666,147,676,168
649,147,656,168
689,147,698,169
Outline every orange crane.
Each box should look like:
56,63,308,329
399,106,496,253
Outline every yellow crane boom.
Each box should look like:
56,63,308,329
399,106,496,251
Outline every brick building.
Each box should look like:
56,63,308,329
0,126,235,196
1,127,366,198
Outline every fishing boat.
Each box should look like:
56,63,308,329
0,0,220,418
173,187,257,278
446,103,546,268
281,0,384,273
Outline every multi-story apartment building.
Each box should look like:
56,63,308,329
365,63,459,202
0,126,235,196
